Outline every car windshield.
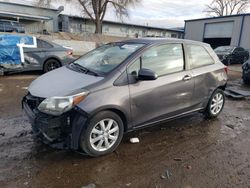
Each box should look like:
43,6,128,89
214,46,234,53
73,43,145,75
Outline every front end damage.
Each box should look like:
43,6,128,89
22,93,88,150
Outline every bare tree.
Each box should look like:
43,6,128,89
78,0,140,33
204,0,250,16
36,0,140,34
36,0,52,8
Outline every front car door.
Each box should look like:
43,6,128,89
127,43,195,128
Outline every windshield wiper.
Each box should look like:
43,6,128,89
70,63,99,76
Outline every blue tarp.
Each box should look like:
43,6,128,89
0,34,34,69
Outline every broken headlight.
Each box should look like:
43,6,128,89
38,91,89,116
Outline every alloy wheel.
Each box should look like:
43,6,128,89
89,119,119,152
47,62,60,71
210,93,224,115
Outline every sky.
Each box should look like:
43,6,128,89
2,0,250,28
109,0,213,28
60,0,214,28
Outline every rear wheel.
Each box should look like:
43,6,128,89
243,56,248,64
243,74,250,85
205,89,225,119
43,59,61,73
79,111,124,157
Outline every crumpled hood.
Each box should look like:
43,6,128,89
28,66,103,98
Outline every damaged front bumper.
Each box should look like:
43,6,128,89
22,93,88,150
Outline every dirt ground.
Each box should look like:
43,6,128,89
0,66,250,188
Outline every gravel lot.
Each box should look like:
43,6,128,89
0,67,250,188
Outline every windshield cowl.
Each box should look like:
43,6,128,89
68,63,101,77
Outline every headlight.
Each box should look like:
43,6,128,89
38,91,89,116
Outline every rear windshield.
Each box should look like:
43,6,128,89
73,43,145,74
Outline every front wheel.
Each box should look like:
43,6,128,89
80,111,124,157
205,89,225,119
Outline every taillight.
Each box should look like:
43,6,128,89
67,50,73,56
224,66,228,74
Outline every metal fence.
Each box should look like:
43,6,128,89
0,22,14,32
0,21,27,33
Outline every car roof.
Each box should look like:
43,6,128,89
37,38,59,47
215,46,245,49
120,37,209,46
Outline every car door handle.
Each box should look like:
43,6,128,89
183,75,192,81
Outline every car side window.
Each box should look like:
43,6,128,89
37,39,53,48
141,43,184,76
186,44,214,69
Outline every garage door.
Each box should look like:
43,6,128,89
204,22,234,38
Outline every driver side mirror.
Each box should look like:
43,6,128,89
138,68,158,81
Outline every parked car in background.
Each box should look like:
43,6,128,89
23,38,228,157
0,20,25,33
0,34,75,74
24,38,75,72
242,59,250,84
214,46,249,65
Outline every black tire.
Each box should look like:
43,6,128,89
79,111,124,157
243,75,250,85
204,89,225,119
43,59,61,73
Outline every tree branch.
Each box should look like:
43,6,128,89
78,0,95,21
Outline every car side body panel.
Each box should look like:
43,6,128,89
128,70,195,127
76,84,132,129
77,40,227,131
191,64,227,109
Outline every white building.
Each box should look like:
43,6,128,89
59,15,184,38
0,1,184,38
0,1,62,33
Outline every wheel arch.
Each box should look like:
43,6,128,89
88,106,129,132
203,84,226,111
218,84,227,91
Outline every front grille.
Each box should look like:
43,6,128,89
25,93,44,111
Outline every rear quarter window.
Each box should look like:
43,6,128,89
186,44,215,69
37,39,53,48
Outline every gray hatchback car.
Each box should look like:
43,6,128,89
23,38,228,156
